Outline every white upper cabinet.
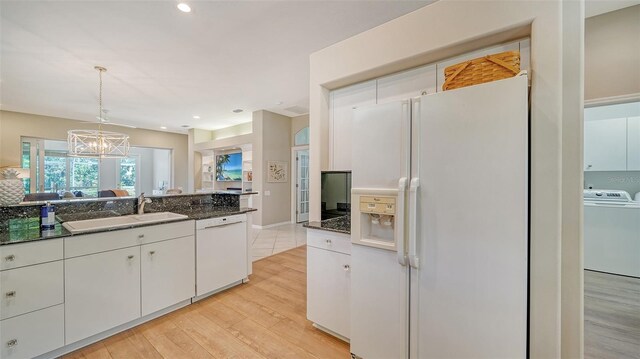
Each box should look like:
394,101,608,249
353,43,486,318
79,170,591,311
377,65,437,104
584,118,628,171
328,39,530,171
330,80,376,170
584,101,640,171
628,116,640,170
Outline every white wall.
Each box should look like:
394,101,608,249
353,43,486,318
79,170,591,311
152,148,172,190
585,5,640,101
252,110,292,226
308,1,584,356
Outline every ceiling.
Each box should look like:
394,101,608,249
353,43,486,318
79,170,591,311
0,1,431,133
585,0,640,17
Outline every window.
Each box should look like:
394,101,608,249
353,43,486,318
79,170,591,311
21,142,31,194
21,138,171,198
69,157,99,197
294,127,309,146
43,151,66,193
119,157,137,196
41,151,99,196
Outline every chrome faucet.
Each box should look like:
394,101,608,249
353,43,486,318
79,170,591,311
137,192,152,214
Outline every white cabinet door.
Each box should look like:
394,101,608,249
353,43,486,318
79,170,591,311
307,246,350,338
330,80,376,170
628,117,640,170
141,236,195,316
377,64,437,104
65,246,141,344
584,118,628,171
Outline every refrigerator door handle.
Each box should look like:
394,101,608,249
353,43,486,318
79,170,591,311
396,177,408,266
408,177,420,269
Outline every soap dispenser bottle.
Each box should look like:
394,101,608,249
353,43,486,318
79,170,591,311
40,201,56,231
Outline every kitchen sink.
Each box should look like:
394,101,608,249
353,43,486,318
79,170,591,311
131,212,188,222
62,212,189,234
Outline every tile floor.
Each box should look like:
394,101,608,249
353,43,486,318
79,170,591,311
250,222,307,261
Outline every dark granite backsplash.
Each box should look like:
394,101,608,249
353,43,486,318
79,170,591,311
0,198,135,225
144,193,239,212
0,193,240,229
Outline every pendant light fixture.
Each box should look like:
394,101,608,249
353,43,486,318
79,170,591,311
67,66,130,158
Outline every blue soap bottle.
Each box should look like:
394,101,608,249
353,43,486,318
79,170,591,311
40,201,56,231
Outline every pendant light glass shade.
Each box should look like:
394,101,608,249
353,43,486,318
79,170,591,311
67,66,130,158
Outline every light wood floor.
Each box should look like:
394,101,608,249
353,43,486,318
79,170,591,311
585,270,640,359
63,246,350,359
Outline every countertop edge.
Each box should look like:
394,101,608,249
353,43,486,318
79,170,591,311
0,208,257,246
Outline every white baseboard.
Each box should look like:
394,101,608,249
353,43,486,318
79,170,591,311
37,300,191,359
312,322,350,343
252,221,293,229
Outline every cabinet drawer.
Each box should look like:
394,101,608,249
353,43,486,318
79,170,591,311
0,239,63,271
0,304,64,359
1,261,64,320
307,229,351,255
65,220,195,258
137,220,194,245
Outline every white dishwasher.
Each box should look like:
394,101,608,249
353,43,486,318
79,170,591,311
195,214,248,297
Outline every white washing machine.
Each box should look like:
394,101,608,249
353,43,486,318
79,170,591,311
584,190,640,278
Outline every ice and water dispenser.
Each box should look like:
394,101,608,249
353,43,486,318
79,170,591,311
351,186,403,251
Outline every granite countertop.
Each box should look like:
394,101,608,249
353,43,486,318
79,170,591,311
0,206,257,246
147,190,257,198
304,215,351,235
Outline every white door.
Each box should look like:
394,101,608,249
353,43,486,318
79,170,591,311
141,236,195,316
411,76,528,358
307,246,351,338
65,246,141,344
296,149,310,222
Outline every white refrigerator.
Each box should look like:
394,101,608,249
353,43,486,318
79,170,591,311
350,75,529,359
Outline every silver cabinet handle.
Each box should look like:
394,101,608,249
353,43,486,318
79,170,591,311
5,255,15,262
6,339,17,347
343,264,350,271
149,251,156,255
201,221,242,230
138,234,145,239
325,239,332,245
127,255,135,260
5,291,16,298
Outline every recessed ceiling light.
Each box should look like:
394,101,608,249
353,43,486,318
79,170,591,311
193,115,200,119
276,101,284,106
160,126,167,130
233,109,243,113
181,124,190,128
177,3,191,12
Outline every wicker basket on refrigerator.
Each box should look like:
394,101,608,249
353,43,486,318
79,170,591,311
442,50,520,91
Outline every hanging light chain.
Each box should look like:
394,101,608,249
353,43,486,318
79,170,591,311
95,66,107,132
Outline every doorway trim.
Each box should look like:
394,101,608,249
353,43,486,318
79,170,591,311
291,145,309,223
